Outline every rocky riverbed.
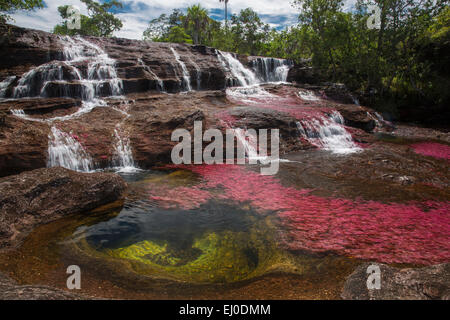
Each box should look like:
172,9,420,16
0,24,448,300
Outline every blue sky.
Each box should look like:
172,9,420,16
10,0,357,39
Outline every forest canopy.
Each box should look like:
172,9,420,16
144,0,449,116
2,0,448,117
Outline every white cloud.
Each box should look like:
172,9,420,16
9,0,357,40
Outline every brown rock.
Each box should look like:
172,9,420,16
0,115,49,177
0,272,85,300
228,106,314,153
342,262,450,300
0,167,127,248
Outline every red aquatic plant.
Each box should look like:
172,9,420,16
411,142,450,160
159,164,450,265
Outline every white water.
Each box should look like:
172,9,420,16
298,90,320,101
111,101,139,173
60,36,123,99
252,57,292,83
0,76,16,98
170,47,192,92
9,36,137,172
297,111,361,154
47,126,93,172
138,58,165,92
189,58,202,90
226,84,275,104
232,128,261,161
217,50,258,87
113,128,137,172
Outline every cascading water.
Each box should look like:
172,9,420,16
189,58,202,90
111,101,139,173
113,127,135,171
59,36,123,99
8,35,137,172
232,128,260,161
170,47,192,92
252,57,293,83
296,111,361,154
138,58,165,92
298,90,320,101
217,50,258,87
47,126,93,172
0,76,16,98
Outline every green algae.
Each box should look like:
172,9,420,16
81,216,292,284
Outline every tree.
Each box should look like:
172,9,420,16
293,0,344,80
165,26,193,44
0,0,43,24
53,0,123,37
183,4,209,45
143,9,184,41
219,0,229,28
230,8,270,55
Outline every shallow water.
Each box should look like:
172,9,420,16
1,139,448,299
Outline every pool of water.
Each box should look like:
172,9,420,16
0,141,448,299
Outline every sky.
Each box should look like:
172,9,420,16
10,0,358,40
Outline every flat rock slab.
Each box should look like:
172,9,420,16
342,262,450,300
0,167,127,248
0,272,85,300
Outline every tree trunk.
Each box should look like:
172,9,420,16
225,2,228,28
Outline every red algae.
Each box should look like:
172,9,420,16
148,185,212,210
411,142,450,160
156,164,450,265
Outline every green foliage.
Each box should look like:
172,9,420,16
287,0,450,114
53,0,123,37
142,1,448,116
165,26,193,44
0,0,43,23
228,8,271,55
183,4,209,45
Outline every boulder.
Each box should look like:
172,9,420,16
0,167,127,248
227,106,314,153
342,262,450,300
0,115,49,178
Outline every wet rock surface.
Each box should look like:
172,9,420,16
228,106,314,152
342,263,450,300
0,167,127,248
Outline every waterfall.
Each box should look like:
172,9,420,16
138,58,165,92
217,50,258,87
170,47,192,92
11,36,123,103
111,100,139,172
252,57,293,83
232,128,260,161
60,36,123,99
47,126,93,172
113,127,136,172
189,58,202,90
0,76,16,98
9,36,138,173
297,111,361,154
